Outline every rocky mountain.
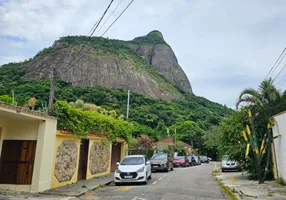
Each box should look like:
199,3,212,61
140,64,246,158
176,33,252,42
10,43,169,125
22,30,192,100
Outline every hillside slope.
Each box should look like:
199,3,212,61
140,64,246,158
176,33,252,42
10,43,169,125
22,31,191,100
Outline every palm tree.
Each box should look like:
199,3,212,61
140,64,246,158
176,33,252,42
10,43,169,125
236,78,282,109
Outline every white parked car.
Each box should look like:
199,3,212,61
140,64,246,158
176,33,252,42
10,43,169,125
114,155,152,185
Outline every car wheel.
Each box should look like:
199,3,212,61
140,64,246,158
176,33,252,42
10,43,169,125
222,169,225,172
148,173,152,180
171,167,173,171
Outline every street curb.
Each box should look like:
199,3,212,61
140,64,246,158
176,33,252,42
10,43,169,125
75,180,113,197
214,175,241,200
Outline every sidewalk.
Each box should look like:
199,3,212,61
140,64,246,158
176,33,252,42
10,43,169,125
0,173,114,199
41,173,114,197
214,169,286,200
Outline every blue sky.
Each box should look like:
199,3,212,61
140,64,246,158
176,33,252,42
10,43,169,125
1,0,286,108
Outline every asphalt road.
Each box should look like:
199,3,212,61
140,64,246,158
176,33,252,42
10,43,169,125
80,162,226,200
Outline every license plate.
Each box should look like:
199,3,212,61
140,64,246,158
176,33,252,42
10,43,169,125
124,176,132,179
153,166,158,168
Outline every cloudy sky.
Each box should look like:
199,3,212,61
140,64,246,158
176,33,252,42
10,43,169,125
1,0,286,108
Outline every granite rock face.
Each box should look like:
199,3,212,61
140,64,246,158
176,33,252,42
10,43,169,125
23,31,192,100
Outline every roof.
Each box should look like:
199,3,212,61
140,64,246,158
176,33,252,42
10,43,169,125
0,102,57,121
272,110,286,118
155,136,174,145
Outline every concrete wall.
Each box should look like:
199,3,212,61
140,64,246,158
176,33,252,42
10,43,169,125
273,112,286,180
51,132,81,189
86,138,111,179
51,132,127,189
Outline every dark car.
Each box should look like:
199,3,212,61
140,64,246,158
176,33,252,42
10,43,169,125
173,156,189,167
193,156,201,165
187,156,196,166
150,153,173,172
200,155,209,163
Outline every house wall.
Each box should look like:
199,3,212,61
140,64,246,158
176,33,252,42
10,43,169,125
0,118,39,192
0,117,57,193
51,132,128,189
273,113,286,180
31,119,57,193
86,138,111,179
51,132,81,189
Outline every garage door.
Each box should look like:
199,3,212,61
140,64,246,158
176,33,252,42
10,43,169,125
0,140,37,184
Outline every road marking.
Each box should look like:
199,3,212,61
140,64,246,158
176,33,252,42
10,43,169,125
158,177,162,180
115,186,134,192
152,181,157,185
132,197,138,200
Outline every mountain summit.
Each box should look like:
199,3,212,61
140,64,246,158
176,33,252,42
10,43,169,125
23,31,192,100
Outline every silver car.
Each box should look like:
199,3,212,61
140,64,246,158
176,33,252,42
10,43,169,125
221,156,241,172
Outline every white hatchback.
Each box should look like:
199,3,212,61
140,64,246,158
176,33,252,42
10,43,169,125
114,155,152,185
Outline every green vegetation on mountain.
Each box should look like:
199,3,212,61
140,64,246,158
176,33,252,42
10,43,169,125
0,62,232,156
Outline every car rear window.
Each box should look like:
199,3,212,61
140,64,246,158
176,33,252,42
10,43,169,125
151,154,167,160
174,156,184,160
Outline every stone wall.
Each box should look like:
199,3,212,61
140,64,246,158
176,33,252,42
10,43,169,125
54,140,78,182
89,141,110,175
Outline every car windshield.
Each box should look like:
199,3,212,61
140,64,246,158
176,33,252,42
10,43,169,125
193,156,198,160
151,154,167,160
120,157,144,165
222,156,229,161
174,156,184,160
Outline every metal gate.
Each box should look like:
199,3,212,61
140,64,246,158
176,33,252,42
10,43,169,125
111,143,122,172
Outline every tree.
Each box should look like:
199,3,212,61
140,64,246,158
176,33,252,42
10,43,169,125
28,97,37,111
171,121,204,151
236,78,282,109
203,126,220,160
0,95,15,104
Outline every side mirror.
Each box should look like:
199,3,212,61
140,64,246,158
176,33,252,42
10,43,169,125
146,161,150,165
116,162,120,166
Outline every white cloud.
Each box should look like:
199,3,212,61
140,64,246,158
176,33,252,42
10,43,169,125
1,0,286,107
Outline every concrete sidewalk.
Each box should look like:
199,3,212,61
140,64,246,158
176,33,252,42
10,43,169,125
0,173,114,199
214,170,286,200
41,173,114,197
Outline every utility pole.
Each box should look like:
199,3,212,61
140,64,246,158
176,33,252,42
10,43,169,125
126,90,130,120
48,70,55,112
12,90,14,105
174,128,177,148
224,104,227,118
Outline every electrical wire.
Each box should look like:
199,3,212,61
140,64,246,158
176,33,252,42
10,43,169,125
65,0,135,69
63,0,115,71
264,46,286,80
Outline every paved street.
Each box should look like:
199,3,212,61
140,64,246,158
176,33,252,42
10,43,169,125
81,163,226,200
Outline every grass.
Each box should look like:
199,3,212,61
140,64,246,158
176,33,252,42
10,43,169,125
278,177,286,186
218,182,239,200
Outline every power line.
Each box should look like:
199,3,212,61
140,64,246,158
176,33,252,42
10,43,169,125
64,0,115,71
64,0,135,70
265,46,286,80
274,63,286,82
97,0,125,33
101,0,135,37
